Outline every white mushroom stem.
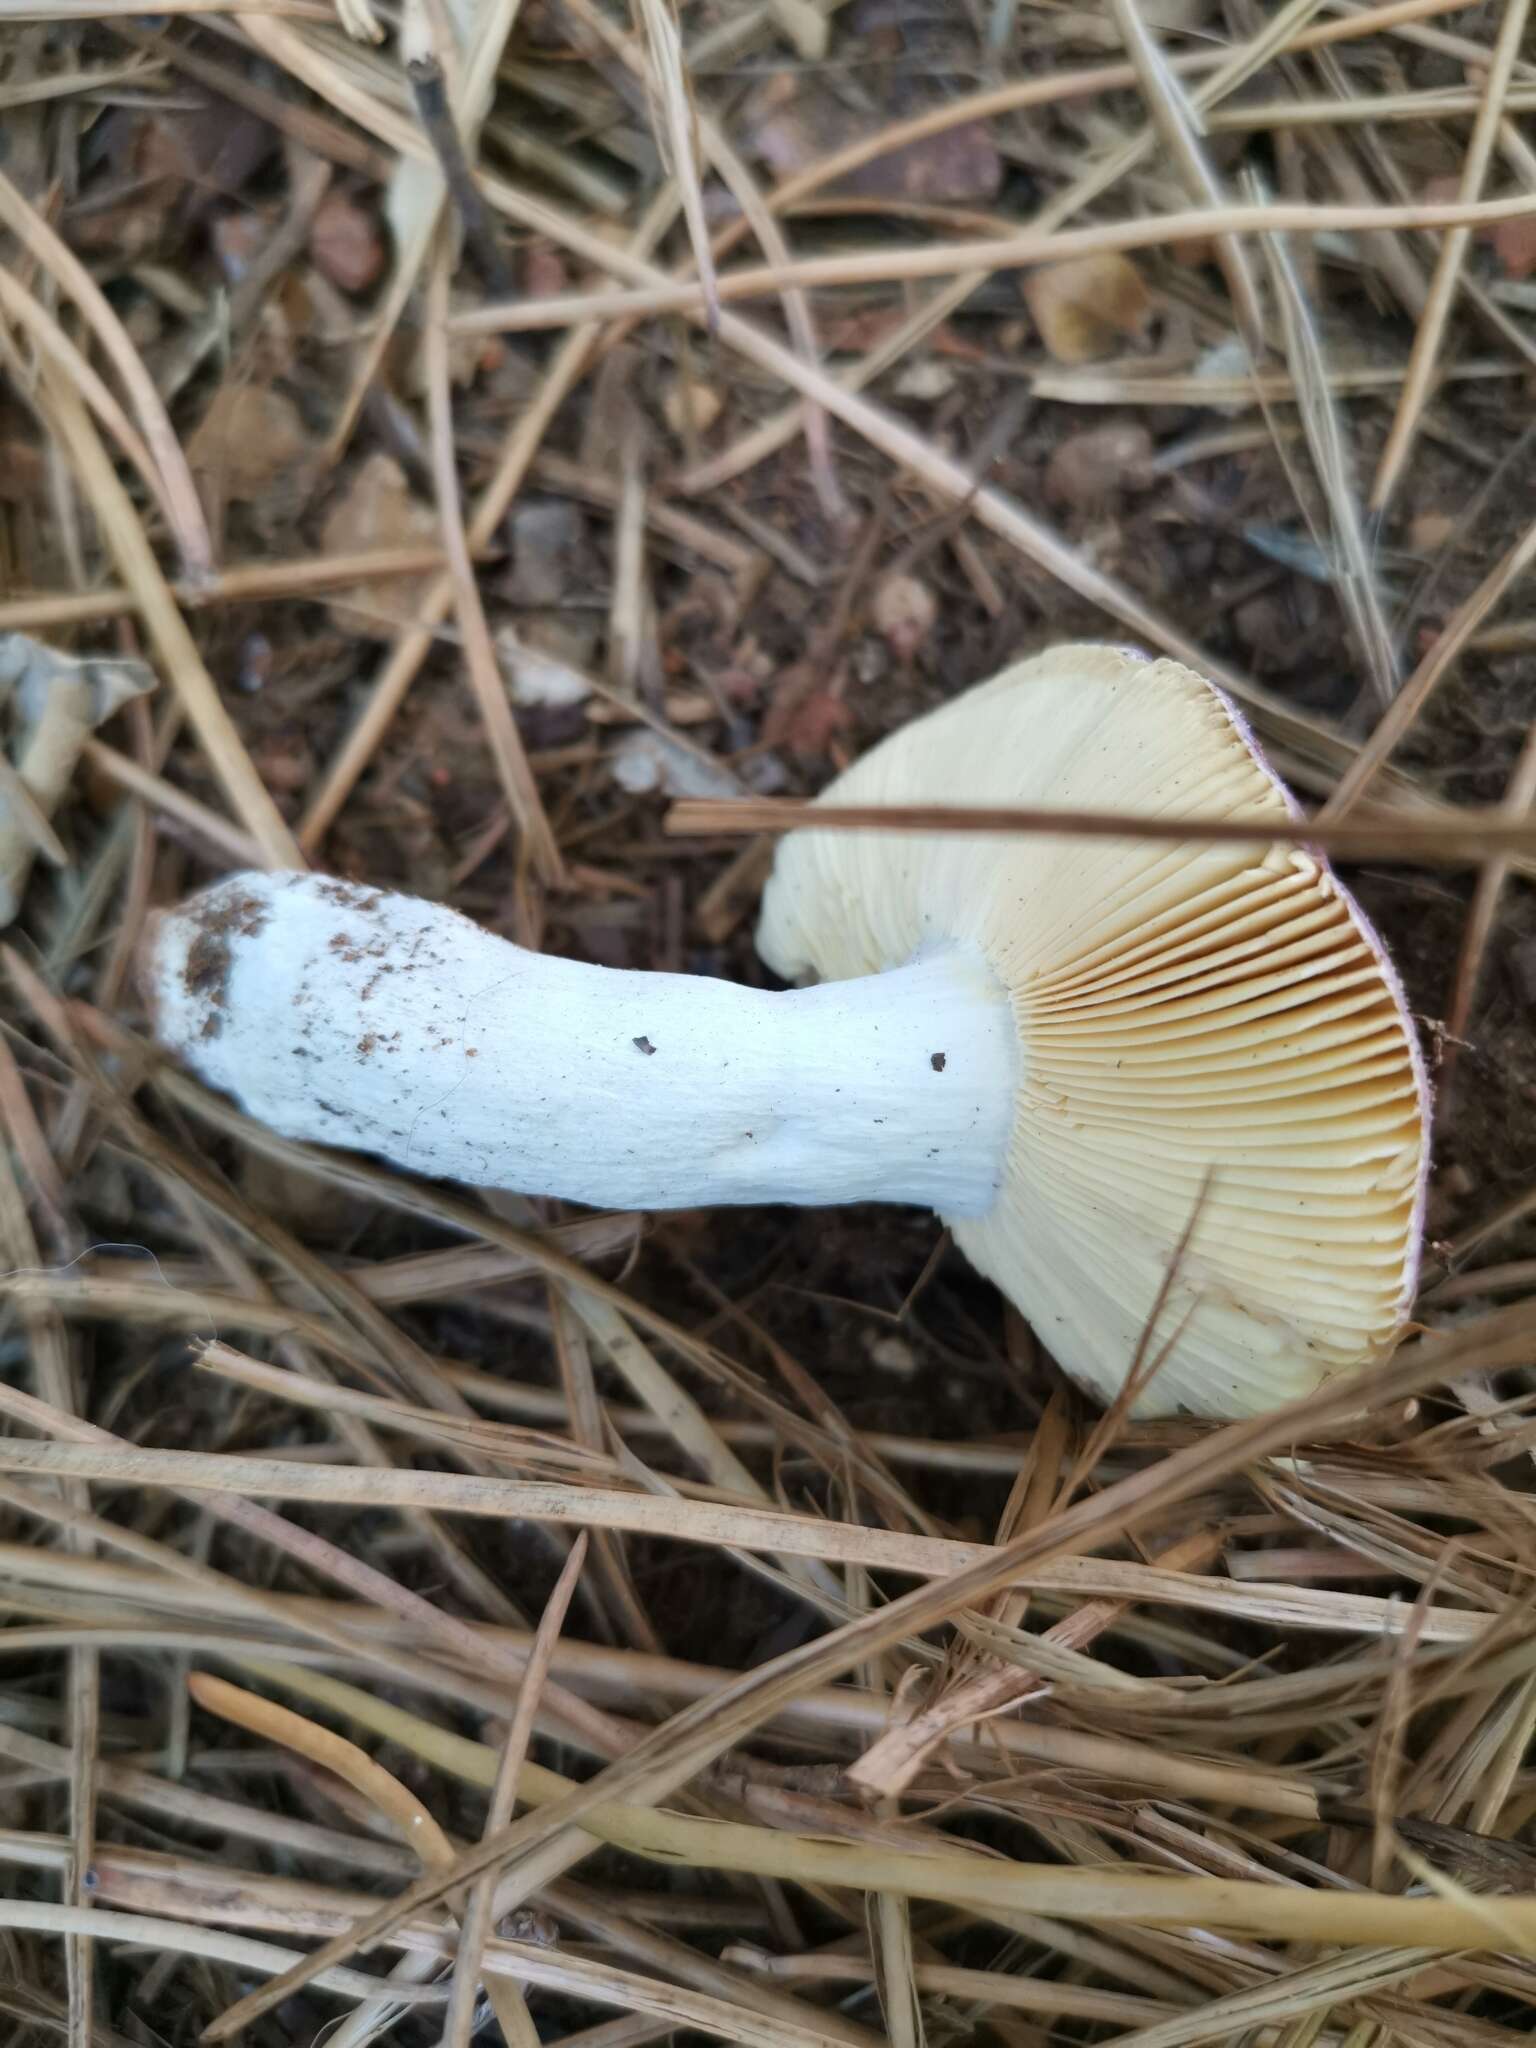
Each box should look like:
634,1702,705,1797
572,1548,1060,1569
144,873,1017,1217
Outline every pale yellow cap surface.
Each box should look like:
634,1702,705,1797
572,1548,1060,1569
757,646,1429,1419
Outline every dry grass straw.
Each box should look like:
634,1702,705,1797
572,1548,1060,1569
424,248,563,889
1443,717,1536,1053
1369,0,1536,509
627,0,718,334
0,167,210,577
1256,203,1399,708
1325,503,1536,819
36,372,301,867
442,1537,585,2048
667,791,1536,865
447,193,1536,335
10,1303,1534,2043
271,0,1486,839
186,1669,486,2043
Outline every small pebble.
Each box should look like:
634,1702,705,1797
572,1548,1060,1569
865,1332,918,1378
1045,422,1154,511
870,572,937,661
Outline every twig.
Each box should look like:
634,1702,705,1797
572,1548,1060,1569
629,0,718,330
444,1536,587,2048
1107,0,1269,355
665,792,1536,866
1370,0,1535,509
297,185,682,850
424,250,563,887
0,1432,1507,1643
1324,507,1536,818
38,372,301,868
0,543,471,632
1442,717,1536,1058
409,54,514,297
1258,211,1398,706
0,166,211,578
447,192,1536,334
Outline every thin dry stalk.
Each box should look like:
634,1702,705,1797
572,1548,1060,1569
445,1536,586,2048
1258,217,1398,706
550,1293,664,1653
1325,507,1536,818
38,371,300,866
3,1423,1506,1644
80,738,266,866
717,0,1479,220
0,165,210,575
1107,0,1268,352
0,543,459,632
264,35,1391,826
0,1572,1337,1818
81,1307,1536,2032
1443,716,1536,1055
1370,0,1536,509
0,1365,632,1772
190,1671,534,2047
531,450,756,573
0,1142,96,2048
110,18,390,174
666,792,1536,866
424,251,563,887
559,0,840,512
725,1950,1174,2028
296,185,682,849
1034,359,1513,406
448,193,1536,334
0,1901,436,2005
195,1340,614,1477
405,149,1517,799
0,268,166,517
845,1528,1221,1801
629,0,717,330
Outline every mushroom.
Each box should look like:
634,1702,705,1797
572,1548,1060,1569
141,645,1429,1419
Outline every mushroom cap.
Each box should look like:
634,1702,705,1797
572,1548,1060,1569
756,645,1430,1420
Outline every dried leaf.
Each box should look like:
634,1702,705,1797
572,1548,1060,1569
320,453,439,638
662,379,723,437
309,190,386,294
855,120,1000,204
1021,253,1156,365
187,385,308,504
753,83,998,202
0,634,155,924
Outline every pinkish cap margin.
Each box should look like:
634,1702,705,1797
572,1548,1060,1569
1113,642,1433,1332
